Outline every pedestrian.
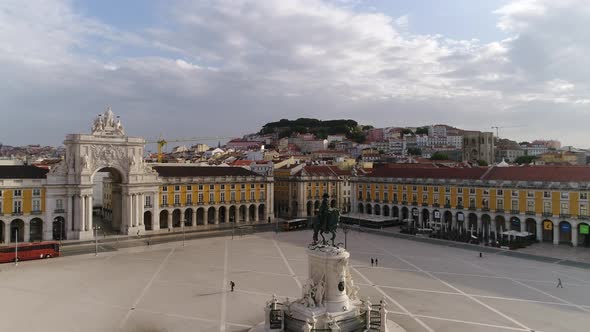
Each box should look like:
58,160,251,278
556,278,563,288
137,229,140,237
479,252,482,258
375,258,378,266
168,227,171,233
371,258,374,267
230,281,235,292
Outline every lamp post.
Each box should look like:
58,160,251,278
15,229,18,266
182,220,186,247
342,223,350,249
94,224,101,256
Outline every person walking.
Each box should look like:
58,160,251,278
371,258,374,267
479,252,483,258
556,278,563,288
230,281,235,292
375,258,378,266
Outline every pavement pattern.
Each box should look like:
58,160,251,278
1,229,590,332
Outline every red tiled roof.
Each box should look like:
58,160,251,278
153,166,258,177
231,160,253,166
368,167,487,179
485,166,590,182
303,165,350,177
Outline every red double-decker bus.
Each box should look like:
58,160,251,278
0,241,60,263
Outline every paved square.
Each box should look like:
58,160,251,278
1,230,590,332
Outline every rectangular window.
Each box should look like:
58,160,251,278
241,184,246,189
497,198,504,210
561,202,569,214
14,189,22,197
220,192,225,202
32,199,40,211
496,189,503,196
445,187,450,193
260,184,265,188
580,204,588,216
174,185,180,191
511,191,519,197
527,191,534,198
511,199,519,211
32,188,41,196
422,194,428,202
561,192,569,200
231,192,236,201
469,197,475,207
543,201,551,213
457,188,463,194
174,194,180,205
198,193,203,202
231,184,236,190
543,191,551,198
251,184,255,189
186,185,192,191
433,187,439,193
527,200,534,212
261,191,265,199
162,194,168,205
56,199,63,210
375,192,380,201
469,188,475,194
457,197,463,206
210,185,215,190
483,189,489,196
412,186,417,191
384,192,389,201
162,186,168,192
402,193,407,202
0,190,3,197
13,201,22,213
145,196,151,207
198,185,203,190
581,193,588,200
433,195,439,204
422,186,428,191
209,193,215,202
186,193,192,204
482,198,489,208
250,191,255,200
221,184,225,190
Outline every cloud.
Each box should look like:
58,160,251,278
1,0,589,147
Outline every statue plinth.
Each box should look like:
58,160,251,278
306,246,351,313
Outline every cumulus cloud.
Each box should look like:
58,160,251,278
1,0,589,147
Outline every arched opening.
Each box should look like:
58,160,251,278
219,206,227,224
197,208,205,225
330,200,336,208
314,201,320,215
52,216,66,241
558,221,571,244
92,167,124,234
444,211,452,230
184,208,193,226
468,213,478,232
525,218,536,236
307,201,313,216
239,205,247,222
207,207,216,224
259,204,266,222
510,217,521,231
411,208,419,227
229,206,237,223
542,220,554,242
29,218,43,242
383,205,390,217
172,209,182,228
577,222,590,247
159,210,169,230
374,204,381,216
358,203,364,214
422,209,430,227
401,207,408,220
10,219,24,242
144,211,153,230
366,204,372,215
0,220,4,243
249,205,256,221
292,201,298,218
393,206,399,218
495,215,506,233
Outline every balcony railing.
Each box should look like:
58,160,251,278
525,211,535,216
482,207,490,212
421,202,428,207
496,208,504,213
197,201,204,205
456,205,464,210
444,203,451,209
160,204,168,208
542,212,552,217
559,213,571,218
54,209,65,213
433,203,440,208
510,210,520,214
401,201,408,205
230,200,236,204
392,200,398,204
31,210,42,215
174,203,182,207
468,206,477,211
12,211,23,216
578,215,589,220
186,201,192,206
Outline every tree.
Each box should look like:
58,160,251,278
514,155,536,164
519,141,530,146
401,128,413,135
477,160,488,166
430,152,449,160
415,126,429,135
407,147,422,156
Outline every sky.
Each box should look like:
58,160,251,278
1,0,589,148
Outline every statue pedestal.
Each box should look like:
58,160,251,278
307,246,351,313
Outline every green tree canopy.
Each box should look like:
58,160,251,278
430,152,449,160
514,155,536,164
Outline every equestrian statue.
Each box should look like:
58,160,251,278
312,193,340,246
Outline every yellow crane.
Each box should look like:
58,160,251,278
146,135,234,162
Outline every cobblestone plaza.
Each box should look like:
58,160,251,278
1,230,590,332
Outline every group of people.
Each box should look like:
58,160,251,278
370,258,379,267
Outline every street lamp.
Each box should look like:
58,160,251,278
14,228,18,266
182,219,186,247
94,224,101,256
342,223,350,249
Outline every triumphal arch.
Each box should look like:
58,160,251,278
45,108,160,240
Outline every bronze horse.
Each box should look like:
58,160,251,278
312,194,340,246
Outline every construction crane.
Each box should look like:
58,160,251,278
491,125,526,139
146,135,234,162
